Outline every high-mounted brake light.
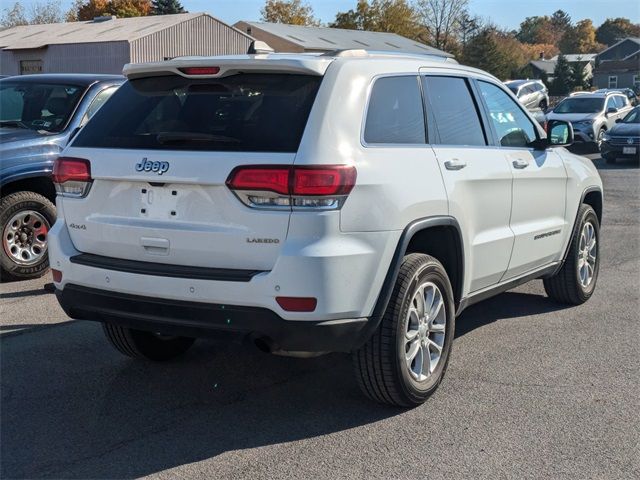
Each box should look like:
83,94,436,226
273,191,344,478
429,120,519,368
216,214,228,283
226,165,357,210
179,66,220,76
53,157,92,198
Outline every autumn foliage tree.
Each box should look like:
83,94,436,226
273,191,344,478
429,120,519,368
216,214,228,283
261,0,318,26
331,0,426,43
595,17,640,46
71,0,152,21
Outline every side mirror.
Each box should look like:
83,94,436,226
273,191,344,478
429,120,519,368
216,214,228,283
606,107,618,116
546,119,574,147
615,118,622,123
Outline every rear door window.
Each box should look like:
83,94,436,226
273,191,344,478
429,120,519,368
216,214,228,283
73,74,322,152
363,76,425,144
422,76,486,146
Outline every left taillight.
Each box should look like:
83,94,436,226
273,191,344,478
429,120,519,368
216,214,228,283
52,157,92,198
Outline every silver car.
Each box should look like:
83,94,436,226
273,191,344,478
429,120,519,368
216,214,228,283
505,79,549,111
546,91,633,147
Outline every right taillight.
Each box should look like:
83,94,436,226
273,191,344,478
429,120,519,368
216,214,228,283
227,165,356,210
52,157,92,198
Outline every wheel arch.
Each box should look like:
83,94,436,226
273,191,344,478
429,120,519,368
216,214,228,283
372,216,464,319
1,176,56,204
582,188,603,225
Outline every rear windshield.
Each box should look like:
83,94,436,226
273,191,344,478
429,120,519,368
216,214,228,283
73,73,322,152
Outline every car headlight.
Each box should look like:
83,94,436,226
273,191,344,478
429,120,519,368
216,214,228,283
572,120,594,129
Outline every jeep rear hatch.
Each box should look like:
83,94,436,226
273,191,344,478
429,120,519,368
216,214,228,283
58,72,322,271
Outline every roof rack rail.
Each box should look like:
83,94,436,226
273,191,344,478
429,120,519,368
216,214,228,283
321,48,456,63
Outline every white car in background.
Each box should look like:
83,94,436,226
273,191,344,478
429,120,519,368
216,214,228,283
547,91,633,147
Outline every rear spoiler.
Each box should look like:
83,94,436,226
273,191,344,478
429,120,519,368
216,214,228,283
123,56,333,80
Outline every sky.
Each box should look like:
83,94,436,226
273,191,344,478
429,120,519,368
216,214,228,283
16,0,640,29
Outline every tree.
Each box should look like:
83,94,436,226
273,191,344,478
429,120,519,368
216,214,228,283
152,0,185,15
550,9,571,38
74,0,152,21
559,19,601,54
417,0,468,51
1,0,64,26
331,0,426,42
461,27,511,79
596,17,640,46
0,3,28,26
571,61,590,91
457,10,482,47
516,16,557,45
550,54,574,95
261,0,318,26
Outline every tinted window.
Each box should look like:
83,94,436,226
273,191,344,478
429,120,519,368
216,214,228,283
606,97,617,110
364,76,425,144
423,76,486,146
84,86,118,122
478,81,537,148
73,74,321,152
622,107,640,124
0,82,84,132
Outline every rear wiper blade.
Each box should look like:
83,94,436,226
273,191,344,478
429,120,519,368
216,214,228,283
0,120,30,129
156,132,240,144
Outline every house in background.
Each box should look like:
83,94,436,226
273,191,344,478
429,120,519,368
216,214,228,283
593,38,640,89
0,13,253,76
528,53,597,84
233,21,453,57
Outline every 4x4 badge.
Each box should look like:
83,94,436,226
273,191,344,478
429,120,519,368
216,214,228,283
135,158,170,175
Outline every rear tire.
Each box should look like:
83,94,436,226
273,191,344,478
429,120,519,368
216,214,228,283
102,323,195,361
352,253,455,407
544,204,600,305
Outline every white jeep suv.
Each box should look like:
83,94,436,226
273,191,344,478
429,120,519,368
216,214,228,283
49,49,603,407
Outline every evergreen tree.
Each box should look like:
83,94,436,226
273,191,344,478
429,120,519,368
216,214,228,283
152,0,185,15
550,54,574,95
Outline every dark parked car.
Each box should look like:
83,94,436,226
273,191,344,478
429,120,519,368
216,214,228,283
600,106,640,164
1,74,123,280
505,79,549,111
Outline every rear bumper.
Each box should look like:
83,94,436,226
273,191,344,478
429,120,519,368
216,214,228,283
56,284,372,353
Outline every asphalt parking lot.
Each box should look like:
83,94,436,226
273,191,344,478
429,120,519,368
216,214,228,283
1,154,638,480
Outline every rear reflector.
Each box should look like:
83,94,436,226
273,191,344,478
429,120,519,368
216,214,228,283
51,269,62,283
276,296,317,312
52,157,92,198
179,66,220,75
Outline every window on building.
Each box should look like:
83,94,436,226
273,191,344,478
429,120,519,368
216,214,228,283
608,76,618,88
364,76,425,144
19,60,42,75
422,76,486,146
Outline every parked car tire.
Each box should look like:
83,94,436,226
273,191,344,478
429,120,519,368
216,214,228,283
596,128,606,148
0,191,56,281
353,253,455,407
544,204,600,305
102,323,196,361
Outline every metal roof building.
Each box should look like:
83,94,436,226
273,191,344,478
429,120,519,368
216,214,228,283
233,21,452,57
0,13,254,76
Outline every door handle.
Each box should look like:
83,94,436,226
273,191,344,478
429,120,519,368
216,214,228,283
444,159,467,171
512,158,530,169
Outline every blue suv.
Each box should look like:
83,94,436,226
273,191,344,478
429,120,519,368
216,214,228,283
1,74,123,280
